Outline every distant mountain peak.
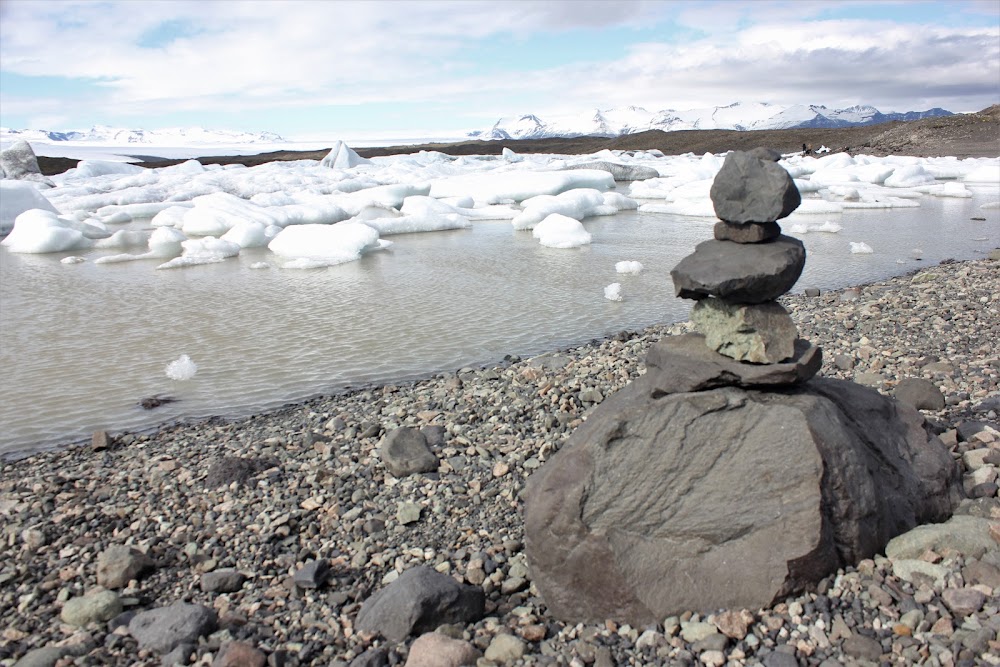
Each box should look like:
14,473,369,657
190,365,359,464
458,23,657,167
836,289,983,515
472,102,954,140
0,125,287,145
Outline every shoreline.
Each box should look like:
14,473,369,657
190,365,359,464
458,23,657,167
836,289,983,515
1,255,998,665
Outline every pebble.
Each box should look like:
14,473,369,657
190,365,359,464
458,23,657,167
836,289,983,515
1,258,997,666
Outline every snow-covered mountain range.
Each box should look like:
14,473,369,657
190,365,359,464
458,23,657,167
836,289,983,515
0,125,286,145
469,102,954,140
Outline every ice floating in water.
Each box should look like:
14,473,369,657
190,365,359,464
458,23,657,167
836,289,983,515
532,214,592,249
157,236,241,269
615,260,644,274
61,256,86,264
788,221,843,234
981,201,1000,209
0,180,61,235
604,283,623,301
267,222,381,266
1,209,95,253
165,354,197,380
850,242,874,254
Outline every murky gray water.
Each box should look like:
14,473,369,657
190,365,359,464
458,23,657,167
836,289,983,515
1,194,997,458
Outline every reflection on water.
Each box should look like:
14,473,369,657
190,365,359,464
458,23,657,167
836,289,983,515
1,194,997,457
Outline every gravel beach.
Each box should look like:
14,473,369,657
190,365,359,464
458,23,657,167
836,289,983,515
2,255,998,667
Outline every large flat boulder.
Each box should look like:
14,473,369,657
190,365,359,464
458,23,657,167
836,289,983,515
523,378,961,625
670,235,806,304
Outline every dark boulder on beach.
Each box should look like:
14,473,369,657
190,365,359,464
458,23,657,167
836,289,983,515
523,376,961,625
710,150,801,223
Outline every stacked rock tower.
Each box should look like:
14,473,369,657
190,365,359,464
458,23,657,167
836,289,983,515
670,147,820,375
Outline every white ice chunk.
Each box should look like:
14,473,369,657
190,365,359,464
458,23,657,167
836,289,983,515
615,261,644,274
962,164,1000,183
849,242,874,254
0,180,60,235
157,236,241,269
883,165,936,188
604,283,623,301
788,220,843,234
165,354,197,380
221,221,274,248
429,170,614,204
94,227,186,264
151,205,195,228
61,256,86,264
267,222,381,266
320,141,372,169
1,209,93,253
360,213,471,235
512,189,608,230
71,160,145,178
181,192,279,236
981,201,1000,209
920,182,972,198
532,213,592,248
93,229,151,249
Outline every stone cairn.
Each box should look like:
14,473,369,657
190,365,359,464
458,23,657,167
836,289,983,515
522,148,961,626
670,146,819,376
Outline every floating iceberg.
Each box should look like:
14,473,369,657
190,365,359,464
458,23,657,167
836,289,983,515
532,213,592,248
165,354,197,380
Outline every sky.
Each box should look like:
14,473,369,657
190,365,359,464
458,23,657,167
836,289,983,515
1,0,998,141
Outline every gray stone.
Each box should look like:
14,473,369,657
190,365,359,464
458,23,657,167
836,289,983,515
92,430,111,451
885,515,998,560
523,378,960,624
962,559,1000,589
60,589,123,626
162,643,196,667
941,588,986,616
804,287,821,297
691,299,798,363
834,354,855,371
714,220,781,243
671,235,807,304
380,427,438,477
762,652,799,667
710,150,801,223
894,378,945,411
97,545,155,589
13,647,73,667
749,147,784,162
128,601,218,654
405,632,481,667
293,559,330,589
349,648,389,667
355,566,485,642
201,568,246,593
842,634,883,661
563,161,659,181
643,334,821,394
484,634,527,663
891,559,950,587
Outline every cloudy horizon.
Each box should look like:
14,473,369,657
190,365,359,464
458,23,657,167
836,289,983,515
1,0,998,140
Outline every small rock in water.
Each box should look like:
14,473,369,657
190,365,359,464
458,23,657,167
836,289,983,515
165,354,197,380
139,395,176,410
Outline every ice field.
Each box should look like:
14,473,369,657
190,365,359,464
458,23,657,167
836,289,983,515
1,144,998,456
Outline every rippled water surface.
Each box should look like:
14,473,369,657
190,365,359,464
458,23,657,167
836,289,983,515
1,194,997,457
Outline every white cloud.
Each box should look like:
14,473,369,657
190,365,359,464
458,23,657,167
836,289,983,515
0,1,997,131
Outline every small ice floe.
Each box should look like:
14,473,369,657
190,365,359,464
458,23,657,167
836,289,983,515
981,201,1000,210
249,262,271,269
788,220,843,234
604,283,623,301
896,259,907,264
165,354,198,380
615,260,644,274
911,248,924,259
849,242,874,254
61,256,86,264
816,145,831,154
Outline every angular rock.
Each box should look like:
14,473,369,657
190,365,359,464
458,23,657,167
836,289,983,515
405,632,482,667
941,588,986,616
671,235,806,304
355,566,485,642
350,648,390,667
842,634,883,661
128,601,218,654
891,559,950,587
200,568,246,593
691,299,798,363
60,589,123,626
523,378,960,624
894,378,945,411
293,559,330,589
714,220,781,244
380,427,438,477
97,545,155,589
748,147,783,162
484,634,527,662
710,150,801,223
643,334,820,394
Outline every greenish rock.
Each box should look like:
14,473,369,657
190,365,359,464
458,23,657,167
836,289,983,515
691,298,797,363
397,501,422,525
885,515,997,560
484,634,527,663
891,559,950,587
60,589,123,626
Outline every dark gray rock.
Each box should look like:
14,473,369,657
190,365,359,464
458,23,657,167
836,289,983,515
563,161,659,181
128,602,218,654
200,568,246,593
12,645,87,667
714,220,781,244
523,378,960,624
804,287,821,297
762,651,800,667
203,456,279,489
670,235,806,304
348,647,390,667
97,545,155,589
957,421,992,442
690,299,797,363
710,150,801,223
748,147,783,162
642,334,821,394
842,634,884,661
379,427,438,477
355,566,485,642
293,559,330,589
161,642,196,667
894,378,945,411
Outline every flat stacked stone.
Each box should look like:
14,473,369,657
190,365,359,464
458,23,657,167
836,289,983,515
670,149,817,371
